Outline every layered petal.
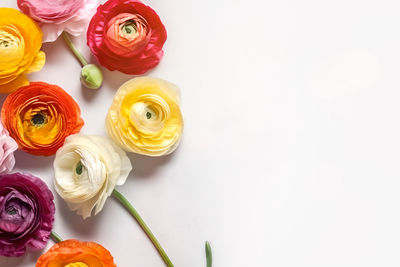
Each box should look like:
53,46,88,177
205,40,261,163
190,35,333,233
0,8,45,93
87,0,167,74
54,134,132,219
0,122,18,173
0,172,55,257
18,0,99,42
106,77,183,156
36,239,116,267
25,51,45,74
1,82,84,156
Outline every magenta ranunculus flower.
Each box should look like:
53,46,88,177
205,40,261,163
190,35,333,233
17,0,99,42
0,173,55,257
0,123,18,173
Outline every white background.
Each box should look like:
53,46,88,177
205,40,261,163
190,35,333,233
1,0,400,266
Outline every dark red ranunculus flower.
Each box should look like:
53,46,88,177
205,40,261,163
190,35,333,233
0,172,55,257
87,0,167,75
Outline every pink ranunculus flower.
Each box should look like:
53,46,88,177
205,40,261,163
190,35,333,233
0,123,18,173
17,0,99,42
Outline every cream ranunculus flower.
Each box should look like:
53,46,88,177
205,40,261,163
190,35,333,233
106,77,183,156
53,134,132,219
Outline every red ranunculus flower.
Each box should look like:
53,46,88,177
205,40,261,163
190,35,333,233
87,0,167,75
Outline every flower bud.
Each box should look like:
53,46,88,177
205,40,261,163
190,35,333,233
80,64,103,89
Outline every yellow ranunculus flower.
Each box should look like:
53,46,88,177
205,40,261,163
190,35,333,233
106,77,183,156
0,8,45,93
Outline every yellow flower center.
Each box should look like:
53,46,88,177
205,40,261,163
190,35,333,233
0,27,25,69
17,98,62,145
0,29,19,48
64,263,89,267
129,95,171,134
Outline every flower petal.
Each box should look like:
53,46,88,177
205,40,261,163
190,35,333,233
87,0,167,74
0,74,29,93
25,50,45,74
106,77,183,156
54,134,132,218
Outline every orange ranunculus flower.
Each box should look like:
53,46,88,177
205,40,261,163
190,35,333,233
36,239,117,267
0,8,45,93
1,82,84,156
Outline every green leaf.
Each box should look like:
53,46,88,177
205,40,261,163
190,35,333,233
205,241,212,267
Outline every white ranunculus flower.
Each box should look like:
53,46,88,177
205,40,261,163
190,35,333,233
54,134,132,219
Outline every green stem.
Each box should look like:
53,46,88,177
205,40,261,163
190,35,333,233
50,231,63,243
61,31,88,66
205,241,212,267
112,189,174,267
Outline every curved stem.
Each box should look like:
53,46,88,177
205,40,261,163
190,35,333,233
112,189,174,267
205,241,212,267
61,31,88,66
50,231,63,243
